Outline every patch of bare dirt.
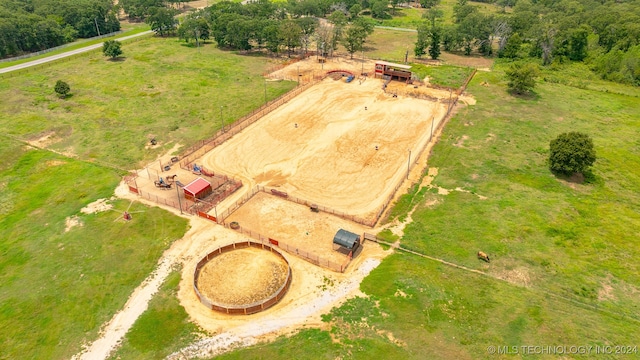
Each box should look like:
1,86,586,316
26,131,60,148
439,52,495,69
46,160,66,167
598,275,616,302
453,134,469,148
80,198,114,214
493,267,531,287
65,215,83,232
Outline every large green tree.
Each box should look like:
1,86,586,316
280,20,302,57
145,6,178,37
549,132,597,176
428,26,442,60
341,18,374,59
102,39,122,59
505,62,538,94
414,22,430,58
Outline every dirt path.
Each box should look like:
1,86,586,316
72,183,220,360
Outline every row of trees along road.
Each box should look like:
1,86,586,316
152,0,377,59
0,0,120,58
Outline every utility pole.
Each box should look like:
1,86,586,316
175,176,183,214
94,17,101,36
361,49,364,75
264,80,267,105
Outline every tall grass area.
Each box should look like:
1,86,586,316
110,271,202,359
411,63,474,88
377,7,425,29
211,64,640,359
0,136,189,359
0,37,296,168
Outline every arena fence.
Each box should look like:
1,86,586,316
224,222,351,273
178,79,321,170
124,166,243,222
193,241,292,315
125,62,477,227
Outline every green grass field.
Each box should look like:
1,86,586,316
411,63,475,88
362,28,417,62
109,270,202,359
206,63,640,358
0,37,296,169
0,136,189,359
0,35,296,359
2,18,640,360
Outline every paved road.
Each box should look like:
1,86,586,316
0,30,153,74
375,25,417,32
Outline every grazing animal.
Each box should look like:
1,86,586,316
166,174,177,183
477,251,490,263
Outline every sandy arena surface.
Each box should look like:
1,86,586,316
197,247,289,306
201,75,447,222
226,191,369,265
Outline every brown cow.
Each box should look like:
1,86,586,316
477,251,490,263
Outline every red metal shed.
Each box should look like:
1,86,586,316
183,177,213,202
374,60,412,81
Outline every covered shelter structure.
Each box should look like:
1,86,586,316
332,229,361,254
183,177,213,202
374,61,412,82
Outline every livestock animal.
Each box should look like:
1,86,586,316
166,174,177,183
477,251,490,263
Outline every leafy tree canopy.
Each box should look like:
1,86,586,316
549,132,597,176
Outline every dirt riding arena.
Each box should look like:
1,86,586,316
225,191,369,265
201,70,448,224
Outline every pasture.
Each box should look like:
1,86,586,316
0,136,189,359
2,18,639,360
206,63,640,358
0,37,296,169
0,35,295,359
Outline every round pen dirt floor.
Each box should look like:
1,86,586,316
196,247,290,307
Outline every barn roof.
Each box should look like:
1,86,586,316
183,177,212,196
375,60,412,70
333,229,360,249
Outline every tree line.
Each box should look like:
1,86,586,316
413,0,640,85
144,0,376,59
0,0,120,58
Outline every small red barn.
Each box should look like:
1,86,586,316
183,177,213,202
374,61,412,82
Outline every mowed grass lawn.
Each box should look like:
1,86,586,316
0,136,189,359
362,28,417,62
0,37,296,168
210,66,640,358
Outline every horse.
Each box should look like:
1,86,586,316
477,251,490,263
